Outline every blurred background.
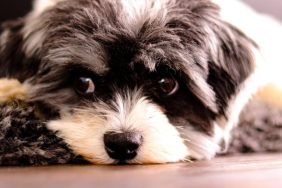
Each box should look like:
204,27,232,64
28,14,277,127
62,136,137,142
0,0,281,24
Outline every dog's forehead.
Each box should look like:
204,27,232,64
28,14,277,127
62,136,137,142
43,29,173,77
37,0,187,75
23,0,226,112
25,0,218,73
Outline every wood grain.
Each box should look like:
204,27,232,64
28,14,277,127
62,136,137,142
1,154,282,188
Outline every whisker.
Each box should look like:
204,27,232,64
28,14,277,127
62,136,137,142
182,157,193,163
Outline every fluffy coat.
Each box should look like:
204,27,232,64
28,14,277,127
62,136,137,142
0,0,281,165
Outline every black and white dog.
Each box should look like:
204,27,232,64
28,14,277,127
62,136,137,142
0,0,281,164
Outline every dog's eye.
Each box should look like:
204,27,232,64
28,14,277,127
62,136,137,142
74,77,95,95
158,77,179,96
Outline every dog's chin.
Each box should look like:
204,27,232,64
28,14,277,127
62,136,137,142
47,91,189,164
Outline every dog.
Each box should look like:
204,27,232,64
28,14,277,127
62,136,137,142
0,0,281,164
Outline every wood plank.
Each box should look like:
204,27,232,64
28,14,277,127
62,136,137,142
1,154,282,188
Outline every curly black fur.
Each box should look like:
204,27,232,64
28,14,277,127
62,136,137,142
0,101,87,166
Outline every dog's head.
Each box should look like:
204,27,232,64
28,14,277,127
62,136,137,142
0,0,255,164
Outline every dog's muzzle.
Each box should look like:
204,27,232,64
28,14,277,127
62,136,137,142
104,131,143,161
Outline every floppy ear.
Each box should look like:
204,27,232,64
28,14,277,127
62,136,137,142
0,19,25,79
0,18,41,81
206,23,255,114
0,0,61,81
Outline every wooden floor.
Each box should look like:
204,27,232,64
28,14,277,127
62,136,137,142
1,154,282,188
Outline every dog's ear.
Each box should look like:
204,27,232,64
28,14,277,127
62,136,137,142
164,1,256,115
0,0,59,81
0,18,41,81
172,21,255,116
206,23,255,114
0,19,25,80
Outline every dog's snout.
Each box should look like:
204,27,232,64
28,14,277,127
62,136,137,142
104,132,143,161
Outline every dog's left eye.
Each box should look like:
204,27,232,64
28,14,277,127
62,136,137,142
74,77,95,95
158,77,179,96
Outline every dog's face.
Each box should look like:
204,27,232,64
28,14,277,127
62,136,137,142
0,0,255,164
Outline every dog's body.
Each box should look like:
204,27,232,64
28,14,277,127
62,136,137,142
0,0,281,164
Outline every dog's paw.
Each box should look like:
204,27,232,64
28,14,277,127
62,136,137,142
0,79,28,103
0,100,86,166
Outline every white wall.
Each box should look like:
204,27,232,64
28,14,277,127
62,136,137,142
244,0,282,20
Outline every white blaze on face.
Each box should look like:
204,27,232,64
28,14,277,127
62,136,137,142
47,90,188,164
119,0,173,35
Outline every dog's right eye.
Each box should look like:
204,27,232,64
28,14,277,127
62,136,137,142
158,77,179,96
74,77,95,96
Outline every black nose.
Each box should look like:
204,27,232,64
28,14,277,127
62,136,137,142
104,132,143,161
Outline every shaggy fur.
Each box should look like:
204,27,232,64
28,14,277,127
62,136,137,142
0,100,86,166
1,94,282,166
0,0,281,165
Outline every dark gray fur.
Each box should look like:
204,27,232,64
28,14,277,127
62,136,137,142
0,101,86,166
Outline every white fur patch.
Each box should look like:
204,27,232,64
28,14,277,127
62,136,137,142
119,0,173,35
32,0,64,17
180,125,220,160
47,90,188,164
